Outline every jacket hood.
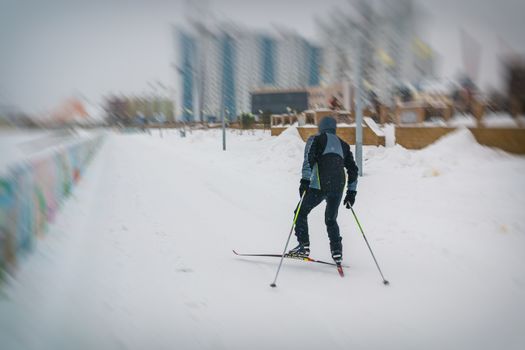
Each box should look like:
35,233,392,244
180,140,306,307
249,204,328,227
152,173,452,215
318,116,337,134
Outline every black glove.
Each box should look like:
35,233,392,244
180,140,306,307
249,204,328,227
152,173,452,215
343,190,357,208
299,179,310,197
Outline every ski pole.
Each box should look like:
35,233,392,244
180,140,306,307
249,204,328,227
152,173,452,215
349,205,390,285
270,191,307,288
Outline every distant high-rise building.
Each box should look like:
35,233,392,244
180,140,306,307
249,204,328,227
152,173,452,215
261,36,276,85
307,43,322,86
177,30,197,122
174,22,322,121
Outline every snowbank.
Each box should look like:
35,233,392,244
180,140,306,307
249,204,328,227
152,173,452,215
257,125,305,173
366,127,511,179
417,128,505,176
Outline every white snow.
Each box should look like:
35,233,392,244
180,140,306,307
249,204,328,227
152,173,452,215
383,123,396,147
364,117,385,136
482,113,521,128
446,113,522,128
1,127,524,350
447,114,478,128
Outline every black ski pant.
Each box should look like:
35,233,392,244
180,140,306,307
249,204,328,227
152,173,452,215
294,188,343,246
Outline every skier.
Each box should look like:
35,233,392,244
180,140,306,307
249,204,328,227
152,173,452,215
288,116,358,264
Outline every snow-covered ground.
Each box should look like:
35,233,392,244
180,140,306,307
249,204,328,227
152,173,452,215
1,127,524,350
436,113,525,128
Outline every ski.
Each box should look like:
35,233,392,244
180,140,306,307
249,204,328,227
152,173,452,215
336,263,344,277
232,250,349,268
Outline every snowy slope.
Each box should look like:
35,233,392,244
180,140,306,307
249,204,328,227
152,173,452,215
1,127,524,350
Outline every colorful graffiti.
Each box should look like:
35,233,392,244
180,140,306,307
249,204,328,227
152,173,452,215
0,135,104,280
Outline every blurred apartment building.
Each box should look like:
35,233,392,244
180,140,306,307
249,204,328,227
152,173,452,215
175,22,321,122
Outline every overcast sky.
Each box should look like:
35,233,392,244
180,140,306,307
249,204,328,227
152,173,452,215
1,0,524,116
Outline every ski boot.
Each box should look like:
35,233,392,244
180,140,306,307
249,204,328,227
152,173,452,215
330,240,343,264
331,249,342,264
287,242,310,258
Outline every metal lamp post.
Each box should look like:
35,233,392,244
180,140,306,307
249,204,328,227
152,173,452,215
222,108,227,151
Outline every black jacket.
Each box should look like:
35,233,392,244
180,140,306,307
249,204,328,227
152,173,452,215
302,131,358,193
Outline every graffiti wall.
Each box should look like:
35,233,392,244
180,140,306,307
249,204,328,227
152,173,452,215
0,135,104,280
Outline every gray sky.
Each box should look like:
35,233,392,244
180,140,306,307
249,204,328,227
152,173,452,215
1,0,524,116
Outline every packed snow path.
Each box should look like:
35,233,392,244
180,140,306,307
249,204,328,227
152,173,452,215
1,129,525,350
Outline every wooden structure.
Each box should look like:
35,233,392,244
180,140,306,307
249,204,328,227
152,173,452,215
271,109,355,128
270,114,298,127
392,101,455,125
395,126,525,154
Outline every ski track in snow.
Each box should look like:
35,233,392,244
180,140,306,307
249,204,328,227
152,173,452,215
1,128,525,350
